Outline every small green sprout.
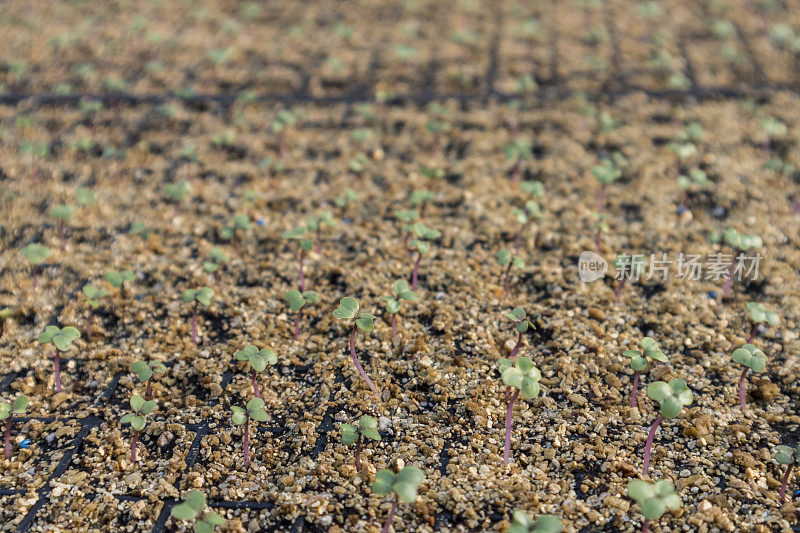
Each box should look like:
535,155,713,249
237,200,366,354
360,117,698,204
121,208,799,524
497,249,524,299
591,211,609,251
75,186,96,206
592,156,624,213
508,511,562,533
721,229,763,297
231,398,269,469
340,415,381,471
501,307,534,358
408,223,440,290
163,180,191,210
731,344,766,411
285,289,320,339
643,378,693,475
745,302,779,343
20,243,52,288
380,280,419,339
203,247,229,274
332,297,378,394
220,213,252,252
669,141,697,161
234,345,277,399
1,395,28,460
119,394,156,463
372,466,425,533
504,138,533,183
624,337,668,408
283,226,314,291
128,221,150,239
512,182,543,254
409,189,436,212
81,284,107,340
677,168,709,190
130,360,166,400
498,356,542,465
49,204,75,249
181,287,214,345
271,109,297,159
774,444,800,501
171,491,225,533
105,270,135,295
38,326,80,393
420,165,445,181
334,187,359,209
627,479,682,532
395,209,420,256
305,211,335,254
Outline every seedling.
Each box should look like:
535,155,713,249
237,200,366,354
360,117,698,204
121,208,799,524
334,188,359,209
624,337,668,408
75,186,96,206
130,360,166,400
119,394,155,462
380,280,419,338
305,211,335,254
774,444,800,501
498,356,541,465
0,395,28,460
340,415,381,471
332,297,378,394
234,345,277,398
731,344,766,411
592,158,621,212
676,168,709,209
105,270,135,296
395,209,419,256
285,289,321,339
272,109,297,159
283,226,314,291
513,180,544,253
496,249,524,299
508,510,562,533
744,302,779,343
505,138,533,183
231,398,269,468
721,229,762,297
220,214,252,252
590,211,609,252
372,466,425,533
171,491,225,533
203,247,229,287
627,479,682,532
613,254,648,299
409,190,436,214
38,326,80,392
81,284,107,340
642,378,693,475
163,180,191,212
408,223,440,290
20,243,52,288
180,287,214,345
501,307,534,358
49,204,75,249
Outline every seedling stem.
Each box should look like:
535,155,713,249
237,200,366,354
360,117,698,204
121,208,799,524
642,414,663,475
381,495,399,533
503,388,520,465
350,327,378,394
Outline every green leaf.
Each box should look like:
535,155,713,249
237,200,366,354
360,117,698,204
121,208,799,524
140,399,156,414
341,424,358,445
384,299,401,314
496,249,511,266
232,213,252,230
260,348,277,366
372,469,396,494
630,356,647,372
640,498,667,520
246,397,266,412
283,226,307,240
194,521,213,533
285,290,305,311
533,515,562,533
130,394,145,412
231,407,247,425
150,362,167,374
333,297,359,319
49,204,76,220
361,427,381,441
181,289,197,303
195,287,214,306
627,480,656,501
396,465,424,487
301,291,320,304
131,361,153,382
502,367,524,389
235,345,258,361
646,381,671,403
38,325,60,344
520,377,541,399
171,503,198,521
659,397,683,419
11,395,28,414
774,445,796,464
394,481,419,503
119,413,134,425
205,511,225,526
249,407,269,422
641,337,667,362
21,243,52,265
250,353,268,372
355,313,376,333
185,491,206,512
410,240,431,254
131,415,146,431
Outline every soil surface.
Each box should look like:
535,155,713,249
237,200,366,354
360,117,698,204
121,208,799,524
1,1,800,532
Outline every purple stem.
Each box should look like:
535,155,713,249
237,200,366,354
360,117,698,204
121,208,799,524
315,227,322,255
54,350,62,393
145,380,152,401
642,414,664,476
630,371,640,408
403,233,411,258
251,369,262,399
508,158,520,183
513,221,528,255
615,277,627,300
33,266,39,289
641,518,650,533
411,252,422,290
391,315,398,339
502,262,512,299
131,430,138,463
294,309,303,340
509,331,523,358
597,183,606,213
4,417,12,460
738,367,749,411
503,389,520,465
381,495,399,533
594,228,602,253
190,302,198,345
779,463,793,501
349,328,378,394
722,251,741,298
243,417,250,469
299,248,306,291
745,324,757,344
355,433,362,472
